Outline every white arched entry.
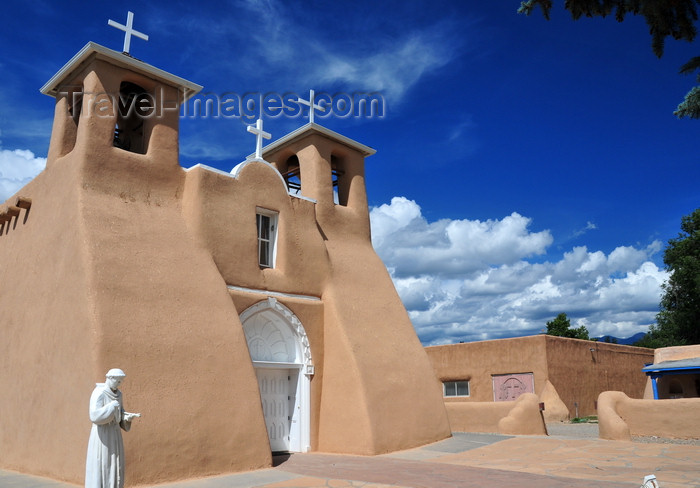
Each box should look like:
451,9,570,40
241,297,313,453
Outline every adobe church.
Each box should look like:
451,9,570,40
0,32,450,486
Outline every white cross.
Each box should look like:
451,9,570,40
108,11,149,54
297,90,327,124
247,118,271,160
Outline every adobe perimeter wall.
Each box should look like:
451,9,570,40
426,335,550,402
426,335,654,421
544,337,654,417
653,344,700,363
598,391,700,440
445,393,547,435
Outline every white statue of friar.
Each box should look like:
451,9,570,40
85,368,140,488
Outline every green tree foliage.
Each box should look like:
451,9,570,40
518,0,700,118
638,209,700,347
546,313,590,340
677,56,700,118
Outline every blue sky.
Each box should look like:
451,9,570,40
1,0,698,345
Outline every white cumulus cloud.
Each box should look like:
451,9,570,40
0,149,46,202
370,197,668,345
371,197,553,277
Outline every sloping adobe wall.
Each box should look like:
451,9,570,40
318,237,452,453
308,137,450,454
79,153,271,485
0,148,272,484
539,380,569,422
0,160,96,483
545,337,653,418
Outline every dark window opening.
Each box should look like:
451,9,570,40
114,81,153,154
69,91,83,127
282,155,301,194
330,155,347,205
330,155,345,189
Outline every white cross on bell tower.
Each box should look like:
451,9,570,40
297,90,327,124
247,118,271,161
108,11,149,55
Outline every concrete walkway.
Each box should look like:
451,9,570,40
2,431,698,488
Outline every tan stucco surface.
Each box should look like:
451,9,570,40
598,391,700,440
445,401,514,433
426,335,654,422
543,336,653,417
0,48,450,486
445,393,547,435
538,380,569,422
653,344,700,363
0,164,96,482
427,335,550,401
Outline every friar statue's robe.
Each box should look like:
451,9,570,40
85,384,132,488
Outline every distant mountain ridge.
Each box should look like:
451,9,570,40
595,332,646,345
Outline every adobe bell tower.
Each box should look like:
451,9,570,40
40,39,201,175
263,121,375,241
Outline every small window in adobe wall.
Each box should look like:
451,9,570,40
443,380,470,397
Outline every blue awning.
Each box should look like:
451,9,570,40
642,357,700,399
642,357,700,375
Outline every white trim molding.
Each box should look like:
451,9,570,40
240,297,313,370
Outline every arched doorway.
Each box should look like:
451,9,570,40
241,298,313,452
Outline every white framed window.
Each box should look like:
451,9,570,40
443,380,470,397
256,208,278,268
